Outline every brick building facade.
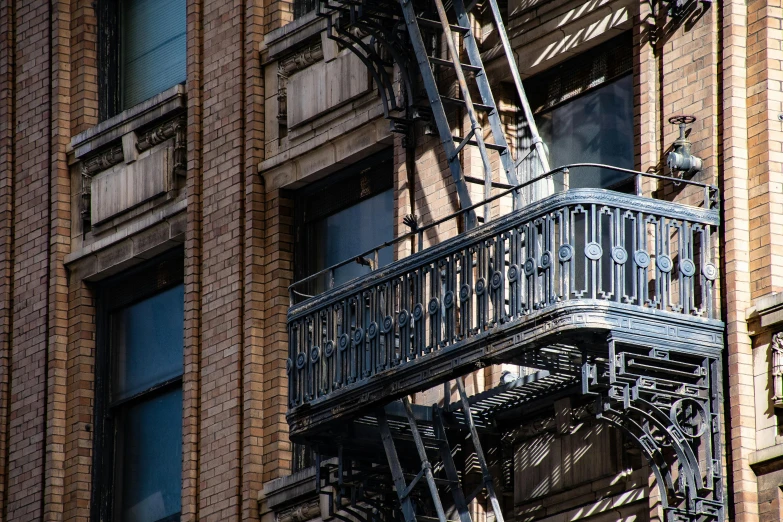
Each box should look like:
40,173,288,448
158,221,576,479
0,0,781,522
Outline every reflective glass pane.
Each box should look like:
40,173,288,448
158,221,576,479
537,75,634,190
113,285,184,400
117,388,183,522
122,0,186,108
312,189,394,287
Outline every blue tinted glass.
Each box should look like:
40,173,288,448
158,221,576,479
315,189,394,286
122,0,186,108
118,388,182,522
113,285,184,400
538,75,634,190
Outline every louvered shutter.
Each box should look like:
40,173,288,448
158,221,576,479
122,0,186,109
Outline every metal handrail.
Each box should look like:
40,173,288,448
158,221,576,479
289,163,719,303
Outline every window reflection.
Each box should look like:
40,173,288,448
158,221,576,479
311,189,394,287
111,284,184,522
537,75,634,191
113,285,184,400
117,389,183,522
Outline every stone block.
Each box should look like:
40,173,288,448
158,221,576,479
287,50,369,128
90,143,172,225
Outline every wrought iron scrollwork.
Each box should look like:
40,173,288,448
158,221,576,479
583,339,724,521
317,0,420,129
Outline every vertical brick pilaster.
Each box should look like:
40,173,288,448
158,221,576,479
634,1,659,177
8,0,51,518
264,0,292,33
262,188,293,481
0,0,14,517
45,1,72,520
183,0,204,520
63,278,94,522
199,0,245,519
243,1,266,520
70,0,97,136
722,1,758,520
747,1,783,299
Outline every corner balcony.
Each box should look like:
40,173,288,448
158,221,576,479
286,165,723,441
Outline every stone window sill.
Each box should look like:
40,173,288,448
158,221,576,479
262,10,325,60
71,84,186,160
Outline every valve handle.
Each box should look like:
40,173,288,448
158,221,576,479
668,115,696,125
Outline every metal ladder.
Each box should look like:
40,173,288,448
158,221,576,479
377,376,506,522
397,0,550,227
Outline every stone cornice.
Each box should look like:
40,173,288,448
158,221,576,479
747,292,783,336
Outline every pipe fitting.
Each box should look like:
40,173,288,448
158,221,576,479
666,115,703,176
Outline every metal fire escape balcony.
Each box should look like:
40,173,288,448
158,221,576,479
287,0,725,519
287,168,725,521
287,170,723,438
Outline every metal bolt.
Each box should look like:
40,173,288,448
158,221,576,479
778,114,783,121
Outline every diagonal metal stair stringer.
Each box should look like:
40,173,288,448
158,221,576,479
317,0,552,228
376,377,507,522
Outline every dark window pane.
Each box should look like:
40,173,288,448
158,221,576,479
122,0,186,109
294,0,316,19
537,75,634,190
113,285,184,400
116,388,183,522
312,189,394,287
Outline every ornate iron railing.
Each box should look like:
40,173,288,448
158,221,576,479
287,173,720,416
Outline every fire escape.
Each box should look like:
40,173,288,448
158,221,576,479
286,1,725,521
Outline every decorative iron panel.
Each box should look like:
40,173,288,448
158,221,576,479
287,189,721,411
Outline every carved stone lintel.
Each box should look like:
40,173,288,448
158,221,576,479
279,44,324,76
136,115,186,176
772,332,783,407
79,114,186,230
275,499,320,522
278,44,324,123
81,145,124,177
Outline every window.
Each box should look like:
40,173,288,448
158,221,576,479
92,252,184,522
294,150,395,297
291,151,395,470
98,0,187,119
293,0,317,19
522,33,634,192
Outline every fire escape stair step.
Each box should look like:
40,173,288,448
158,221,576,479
440,95,495,113
452,135,506,152
416,16,469,33
428,56,483,74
